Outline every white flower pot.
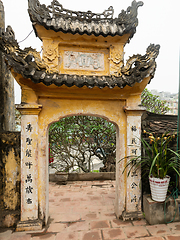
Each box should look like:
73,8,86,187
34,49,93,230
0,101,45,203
149,176,170,202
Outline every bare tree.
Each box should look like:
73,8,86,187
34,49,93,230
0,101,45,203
49,116,116,173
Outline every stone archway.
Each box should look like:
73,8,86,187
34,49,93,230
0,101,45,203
16,94,145,231
0,1,160,231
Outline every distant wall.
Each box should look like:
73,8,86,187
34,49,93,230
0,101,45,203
49,172,116,182
0,132,21,227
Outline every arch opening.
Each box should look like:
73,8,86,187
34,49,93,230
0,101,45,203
48,114,117,175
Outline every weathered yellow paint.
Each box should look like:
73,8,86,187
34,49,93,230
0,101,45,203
33,24,130,76
14,27,150,226
3,148,20,210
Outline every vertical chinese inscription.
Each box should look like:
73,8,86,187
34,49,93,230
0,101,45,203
126,114,142,213
25,123,33,205
18,106,41,225
129,125,140,207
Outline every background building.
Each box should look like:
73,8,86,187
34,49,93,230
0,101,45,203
150,90,178,115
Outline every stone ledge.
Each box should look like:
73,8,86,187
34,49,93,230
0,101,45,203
49,172,115,182
143,194,180,225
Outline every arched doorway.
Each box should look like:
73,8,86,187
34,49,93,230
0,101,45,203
38,99,125,225
17,93,145,232
0,0,159,231
48,115,117,174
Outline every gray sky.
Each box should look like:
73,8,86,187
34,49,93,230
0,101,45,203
3,0,180,103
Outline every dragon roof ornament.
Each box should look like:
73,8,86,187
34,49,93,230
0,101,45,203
0,26,160,89
28,0,143,37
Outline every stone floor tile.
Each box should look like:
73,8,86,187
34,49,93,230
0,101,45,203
89,196,103,201
71,204,89,212
99,212,117,220
167,222,180,234
132,219,147,226
146,224,172,236
52,192,64,197
88,205,109,212
4,181,180,240
90,220,110,229
102,228,126,240
50,213,82,222
111,219,133,227
6,232,32,240
165,236,180,240
81,212,99,220
0,229,12,240
86,191,94,195
55,231,80,240
123,225,149,238
46,222,67,233
140,237,165,240
31,233,56,240
50,203,73,211
64,220,90,232
80,230,102,240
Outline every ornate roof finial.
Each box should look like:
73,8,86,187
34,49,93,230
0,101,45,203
0,0,4,10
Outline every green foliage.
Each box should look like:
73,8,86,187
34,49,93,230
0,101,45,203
120,131,180,179
49,116,116,173
141,88,170,114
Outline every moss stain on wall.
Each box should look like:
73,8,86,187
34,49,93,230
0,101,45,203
0,132,21,227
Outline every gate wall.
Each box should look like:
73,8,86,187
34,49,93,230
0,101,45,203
38,97,126,223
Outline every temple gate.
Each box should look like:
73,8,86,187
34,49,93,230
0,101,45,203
0,0,159,231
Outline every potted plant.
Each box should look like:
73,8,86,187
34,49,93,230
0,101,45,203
121,131,180,202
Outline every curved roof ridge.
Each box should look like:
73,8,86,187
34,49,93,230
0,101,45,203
28,0,143,38
0,26,160,90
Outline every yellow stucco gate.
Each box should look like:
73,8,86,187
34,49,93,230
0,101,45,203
0,0,160,231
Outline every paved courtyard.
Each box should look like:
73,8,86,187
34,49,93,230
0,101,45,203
1,180,180,239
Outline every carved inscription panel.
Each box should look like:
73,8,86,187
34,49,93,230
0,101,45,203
64,51,105,71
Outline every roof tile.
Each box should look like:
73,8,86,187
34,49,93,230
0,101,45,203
28,0,143,39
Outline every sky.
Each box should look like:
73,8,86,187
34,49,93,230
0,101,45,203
3,0,180,103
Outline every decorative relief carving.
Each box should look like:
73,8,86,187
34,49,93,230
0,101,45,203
43,45,58,73
43,46,58,62
109,44,160,77
109,47,124,76
64,51,104,71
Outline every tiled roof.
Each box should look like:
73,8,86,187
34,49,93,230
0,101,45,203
0,26,159,89
142,112,178,135
28,0,143,39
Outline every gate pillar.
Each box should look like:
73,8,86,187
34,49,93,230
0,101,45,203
16,104,43,231
122,105,145,220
